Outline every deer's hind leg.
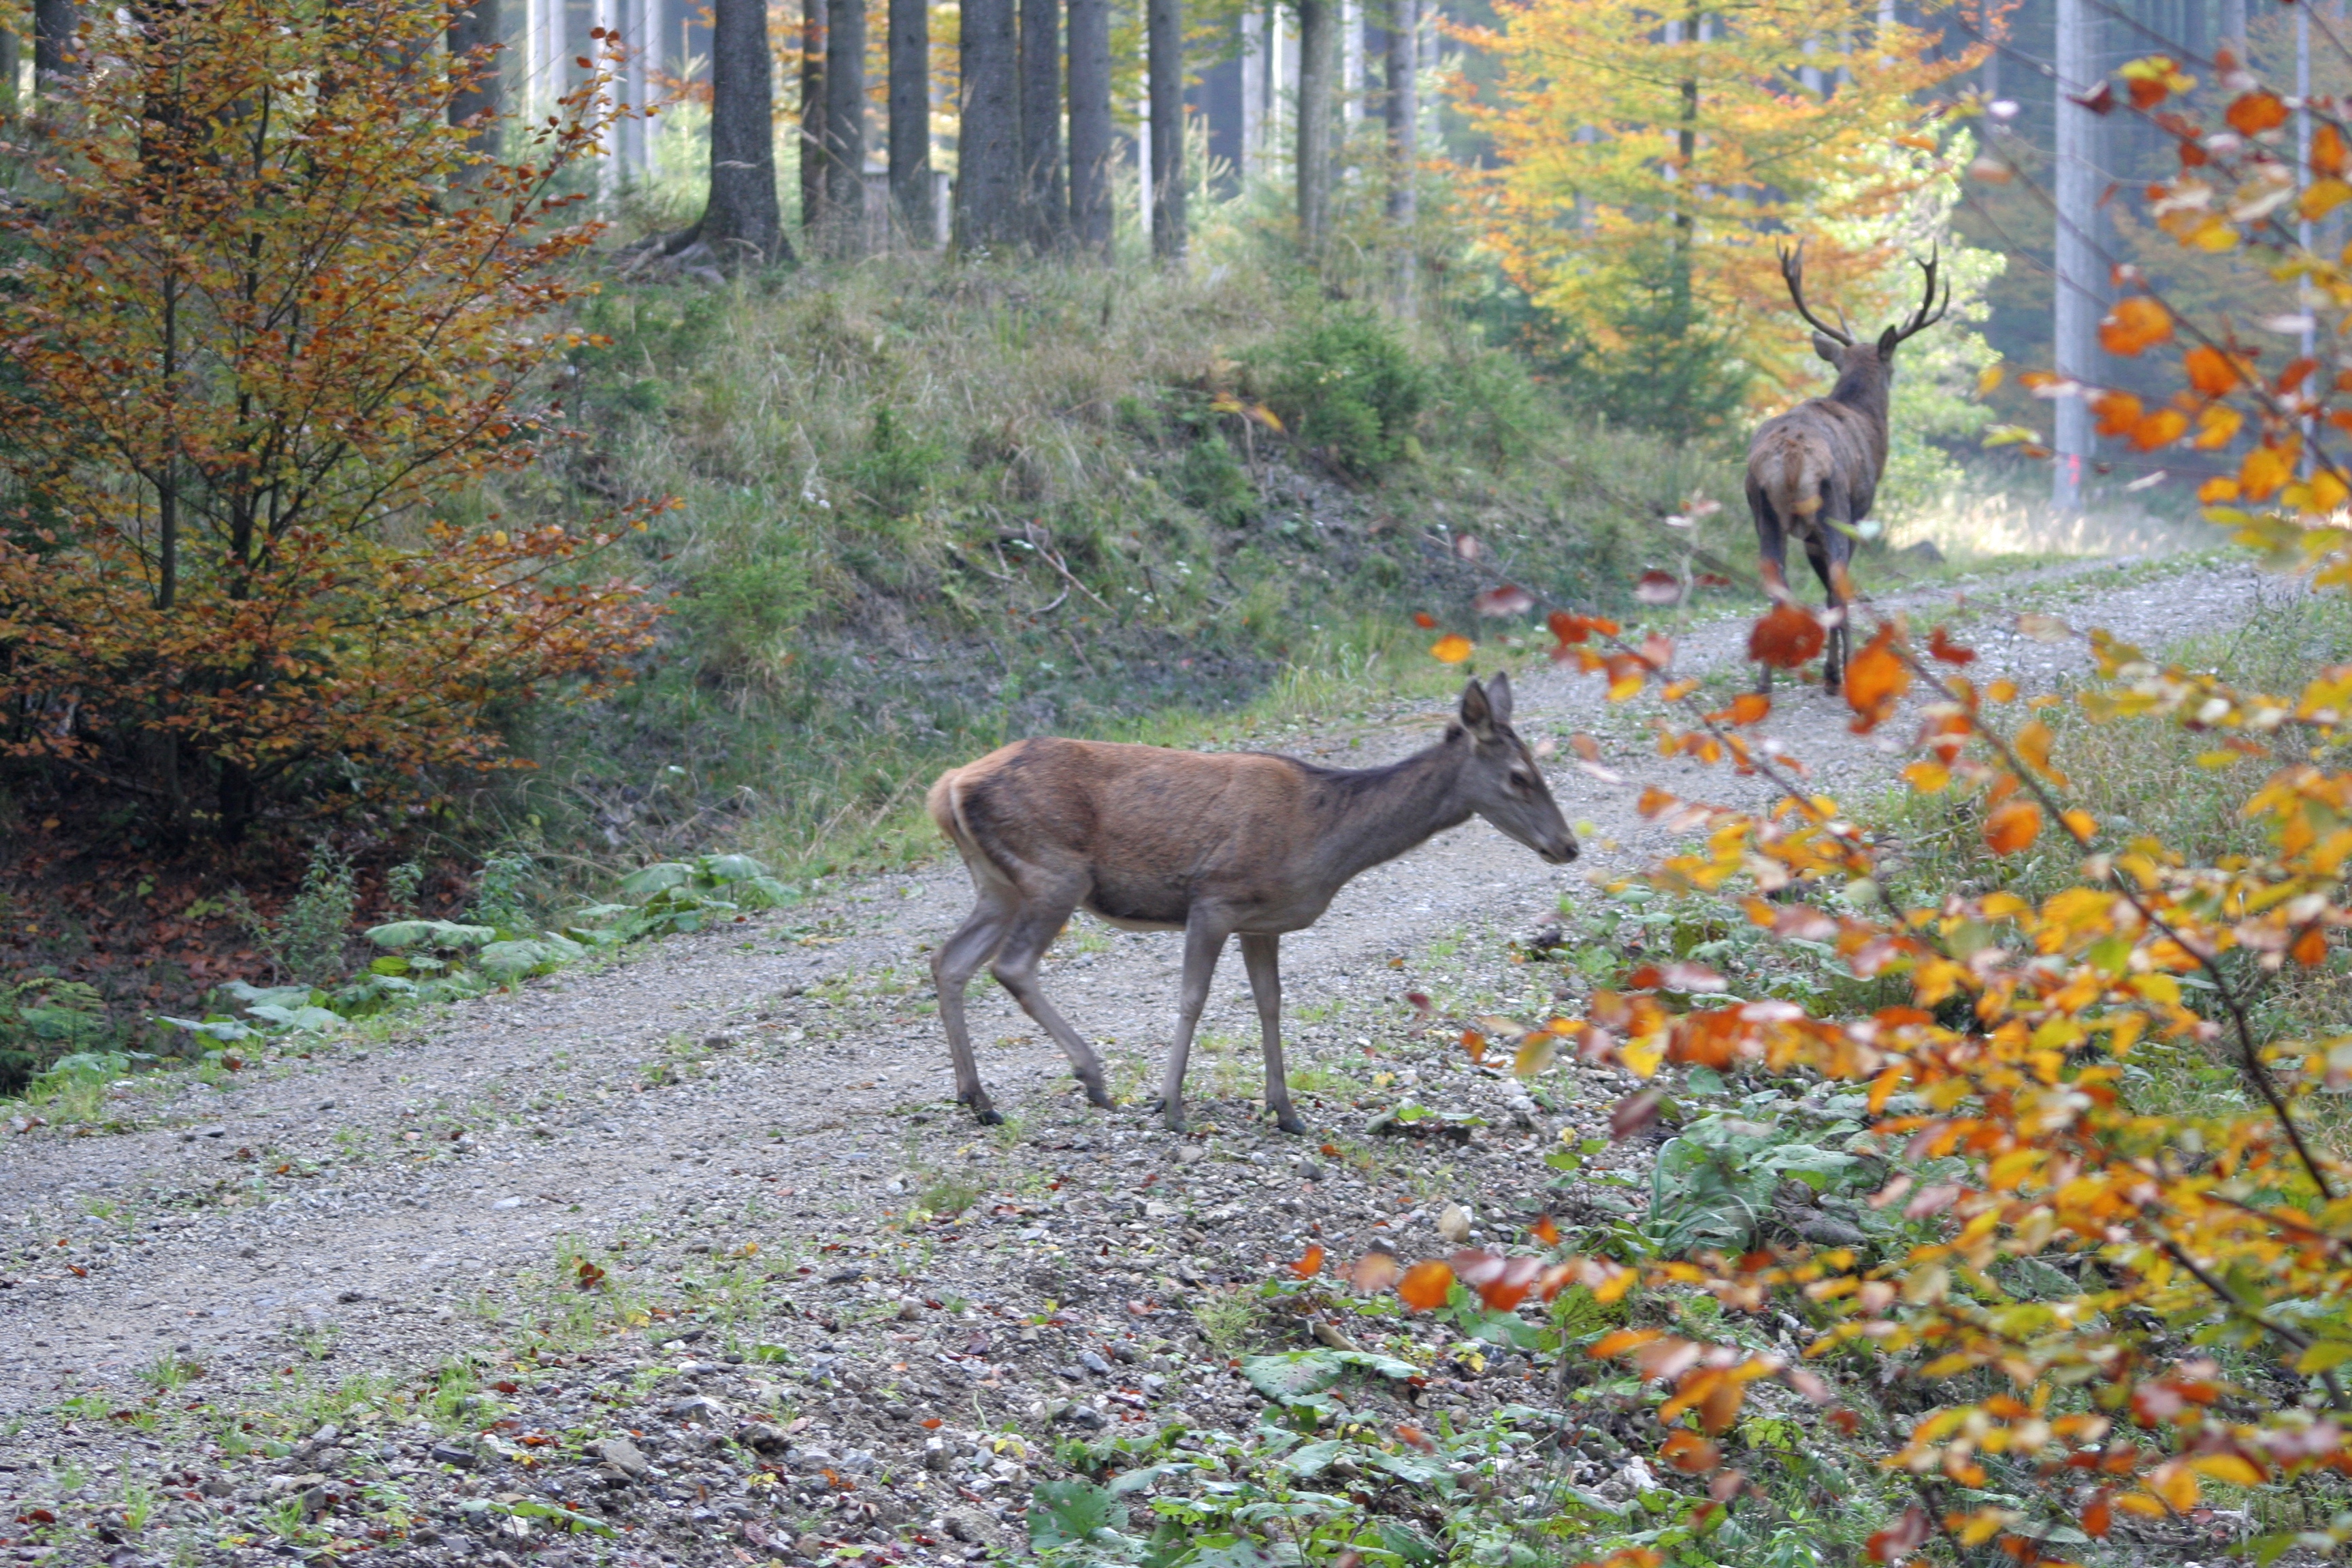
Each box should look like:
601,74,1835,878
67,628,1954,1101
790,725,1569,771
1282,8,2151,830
1750,487,1790,698
987,894,1115,1111
1158,913,1232,1134
934,881,1017,1124
1239,932,1305,1134
1805,512,1852,693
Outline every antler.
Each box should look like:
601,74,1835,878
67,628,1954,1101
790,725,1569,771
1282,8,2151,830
1778,241,1854,346
1884,245,1950,346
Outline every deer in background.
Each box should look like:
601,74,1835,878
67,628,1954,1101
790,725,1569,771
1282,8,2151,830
1746,242,1948,693
926,674,1578,1134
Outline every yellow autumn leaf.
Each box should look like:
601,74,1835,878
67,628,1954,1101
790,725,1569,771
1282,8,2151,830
1431,634,1475,664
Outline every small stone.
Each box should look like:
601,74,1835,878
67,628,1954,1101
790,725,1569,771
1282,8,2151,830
1173,1145,1207,1165
1064,1403,1107,1431
796,1535,828,1556
590,1437,649,1477
429,1442,477,1470
1078,1351,1110,1376
1437,1204,1473,1243
738,1422,791,1455
1795,1215,1870,1247
1505,1096,1540,1130
897,1298,925,1322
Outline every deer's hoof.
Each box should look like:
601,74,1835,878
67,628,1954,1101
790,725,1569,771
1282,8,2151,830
971,1106,1003,1126
1274,1113,1307,1136
1160,1105,1188,1134
1081,1083,1115,1111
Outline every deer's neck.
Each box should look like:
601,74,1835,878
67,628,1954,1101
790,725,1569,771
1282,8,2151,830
1829,363,1891,425
1313,737,1477,885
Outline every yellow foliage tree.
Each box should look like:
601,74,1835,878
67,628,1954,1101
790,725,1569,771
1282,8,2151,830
1456,0,1973,416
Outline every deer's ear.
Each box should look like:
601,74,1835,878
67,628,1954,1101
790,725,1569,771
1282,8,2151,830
1485,671,1514,726
1458,677,1494,736
1876,325,1902,360
1813,333,1844,365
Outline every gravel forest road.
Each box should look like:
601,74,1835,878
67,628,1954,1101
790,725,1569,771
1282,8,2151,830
0,551,2293,1568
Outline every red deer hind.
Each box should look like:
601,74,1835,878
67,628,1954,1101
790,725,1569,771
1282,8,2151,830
926,675,1578,1133
1746,241,1948,692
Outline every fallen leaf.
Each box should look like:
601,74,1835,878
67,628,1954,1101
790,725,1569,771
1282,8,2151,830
1290,1244,1325,1279
1430,634,1474,664
1474,584,1535,618
1748,603,1825,669
1635,570,1683,605
1610,1086,1665,1141
1396,1260,1455,1311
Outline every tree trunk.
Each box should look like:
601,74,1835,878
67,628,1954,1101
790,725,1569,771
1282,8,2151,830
1145,0,1183,259
2052,0,2096,512
824,0,866,252
800,0,825,229
1296,0,1333,254
0,20,18,121
1020,0,1066,248
446,0,502,158
33,0,76,91
888,0,930,243
696,0,789,263
1066,0,1113,254
957,0,1021,250
1384,0,1415,222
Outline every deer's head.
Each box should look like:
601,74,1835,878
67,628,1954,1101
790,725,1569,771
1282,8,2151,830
1452,673,1578,865
1780,242,1950,391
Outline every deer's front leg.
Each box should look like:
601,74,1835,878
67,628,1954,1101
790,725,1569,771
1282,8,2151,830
1160,916,1230,1133
1239,932,1303,1134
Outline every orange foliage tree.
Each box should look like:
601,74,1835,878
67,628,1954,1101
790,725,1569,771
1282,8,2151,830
0,0,659,844
1367,30,2352,1566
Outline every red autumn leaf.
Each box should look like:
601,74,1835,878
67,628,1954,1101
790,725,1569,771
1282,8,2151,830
1475,585,1535,618
1451,1250,1542,1310
1635,570,1683,606
1729,692,1770,724
1748,603,1825,669
2185,344,2246,398
1396,1260,1456,1311
2099,296,2173,357
1412,611,1437,629
1460,1028,1487,1062
2082,1492,2114,1537
1530,1213,1561,1245
2295,926,2328,966
1610,1086,1665,1141
920,1417,944,1429
1867,1506,1930,1562
1395,1424,1437,1452
1695,571,1734,587
1405,991,1433,1017
2070,80,2115,114
1549,610,1591,643
1571,732,1602,762
1290,1244,1326,1279
1624,964,1666,990
1927,626,1976,665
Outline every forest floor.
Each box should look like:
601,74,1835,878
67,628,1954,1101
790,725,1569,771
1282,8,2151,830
0,549,2293,1568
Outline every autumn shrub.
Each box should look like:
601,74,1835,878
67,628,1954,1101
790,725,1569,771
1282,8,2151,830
0,0,657,845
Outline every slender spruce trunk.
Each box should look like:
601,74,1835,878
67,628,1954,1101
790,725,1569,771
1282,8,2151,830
1384,0,1415,222
683,0,789,263
0,20,19,120
1145,0,1184,259
1296,0,1335,254
33,0,76,93
957,0,1022,250
888,0,932,243
1020,0,1066,247
446,0,502,158
824,0,866,251
800,0,826,229
1066,0,1113,254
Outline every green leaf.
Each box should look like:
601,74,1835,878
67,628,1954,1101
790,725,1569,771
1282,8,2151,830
1028,1479,1120,1548
246,1004,342,1032
698,853,772,885
1280,1439,1348,1477
365,919,495,951
619,862,696,899
502,1497,616,1538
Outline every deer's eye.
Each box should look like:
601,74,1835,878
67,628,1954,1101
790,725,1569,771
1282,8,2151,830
1509,771,1534,792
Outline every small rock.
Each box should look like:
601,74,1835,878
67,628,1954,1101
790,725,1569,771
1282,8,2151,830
590,1437,649,1477
1437,1204,1473,1243
1505,1096,1540,1130
897,1298,925,1322
738,1423,791,1455
1173,1145,1207,1165
428,1442,477,1470
1795,1215,1870,1247
944,1513,987,1543
1078,1351,1111,1376
1066,1403,1108,1430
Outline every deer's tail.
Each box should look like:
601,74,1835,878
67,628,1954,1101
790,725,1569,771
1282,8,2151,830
1763,436,1826,522
926,767,972,850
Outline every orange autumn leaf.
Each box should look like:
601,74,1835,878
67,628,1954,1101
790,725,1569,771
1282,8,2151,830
2295,926,2329,966
2132,408,2189,451
1730,692,1771,725
1431,634,1475,664
2091,389,2144,437
1985,800,2042,855
1348,1251,1403,1293
2319,121,2349,177
1749,603,1826,669
2098,297,2173,357
2227,90,2289,135
2240,444,2294,501
1659,1429,1720,1473
1412,611,1438,629
2185,344,2245,398
1844,632,1909,732
1460,1028,1488,1062
1549,610,1592,643
1396,1260,1455,1310
1530,1213,1561,1245
1290,1244,1326,1279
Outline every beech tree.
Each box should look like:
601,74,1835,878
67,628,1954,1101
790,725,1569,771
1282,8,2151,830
0,0,657,843
33,0,74,91
445,0,500,156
